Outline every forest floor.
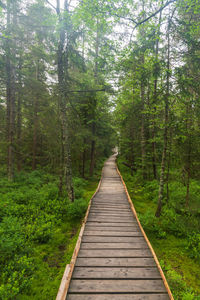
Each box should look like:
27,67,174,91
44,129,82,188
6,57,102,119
0,166,102,300
117,158,200,300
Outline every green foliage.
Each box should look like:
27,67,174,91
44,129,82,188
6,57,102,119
0,170,99,299
186,233,200,260
160,260,200,300
67,199,88,220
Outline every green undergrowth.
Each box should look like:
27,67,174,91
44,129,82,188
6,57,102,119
0,169,101,300
117,157,200,300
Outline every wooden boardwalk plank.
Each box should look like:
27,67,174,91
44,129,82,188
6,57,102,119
87,217,135,222
68,279,166,293
85,222,138,227
67,295,169,300
82,236,145,242
89,212,133,216
84,230,143,236
72,267,161,279
78,249,152,257
76,257,157,267
81,242,148,249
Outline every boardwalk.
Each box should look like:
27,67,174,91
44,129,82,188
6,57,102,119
60,154,171,299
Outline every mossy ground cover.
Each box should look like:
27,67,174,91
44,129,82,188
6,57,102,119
0,170,101,300
117,158,200,300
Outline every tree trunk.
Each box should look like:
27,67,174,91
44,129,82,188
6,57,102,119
32,61,39,170
82,138,86,178
6,0,15,181
151,8,162,180
166,126,172,202
57,0,74,202
140,67,146,180
16,57,22,172
155,17,170,218
89,20,99,177
185,103,192,207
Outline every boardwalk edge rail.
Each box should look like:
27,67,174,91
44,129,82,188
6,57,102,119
56,168,104,300
116,163,174,300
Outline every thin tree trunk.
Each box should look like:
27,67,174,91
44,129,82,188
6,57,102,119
82,138,86,178
166,126,172,202
57,0,74,202
151,5,163,180
16,57,22,172
155,17,170,218
59,123,64,196
6,0,15,181
89,20,99,177
140,65,146,180
185,103,191,207
89,125,96,177
32,61,39,170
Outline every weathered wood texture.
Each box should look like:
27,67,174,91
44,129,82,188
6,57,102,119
64,154,172,299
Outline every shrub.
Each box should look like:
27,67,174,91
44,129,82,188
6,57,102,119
138,211,167,239
186,233,200,260
67,199,88,220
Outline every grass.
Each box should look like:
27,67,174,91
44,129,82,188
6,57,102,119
117,157,200,300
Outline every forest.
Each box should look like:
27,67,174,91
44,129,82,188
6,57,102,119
0,0,200,299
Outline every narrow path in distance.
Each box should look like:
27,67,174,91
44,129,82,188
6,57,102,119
66,154,171,299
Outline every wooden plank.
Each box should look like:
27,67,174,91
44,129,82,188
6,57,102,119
68,279,166,293
76,257,157,267
87,217,135,222
85,222,138,227
92,200,128,203
89,211,133,216
82,236,145,242
67,294,169,300
90,207,130,211
92,203,130,207
78,249,152,257
90,208,131,212
89,213,133,217
81,242,148,249
84,230,143,236
72,267,161,279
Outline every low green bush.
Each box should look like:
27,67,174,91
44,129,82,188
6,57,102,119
0,170,96,299
67,199,88,220
186,233,200,260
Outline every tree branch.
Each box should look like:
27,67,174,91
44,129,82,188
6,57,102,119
45,0,57,12
134,0,177,29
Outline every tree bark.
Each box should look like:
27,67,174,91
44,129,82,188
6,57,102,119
140,58,146,180
57,0,74,202
185,103,191,207
16,56,22,172
89,19,99,177
155,17,171,217
151,8,162,180
32,61,39,170
6,0,16,181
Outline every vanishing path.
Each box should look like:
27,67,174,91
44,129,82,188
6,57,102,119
64,154,171,299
